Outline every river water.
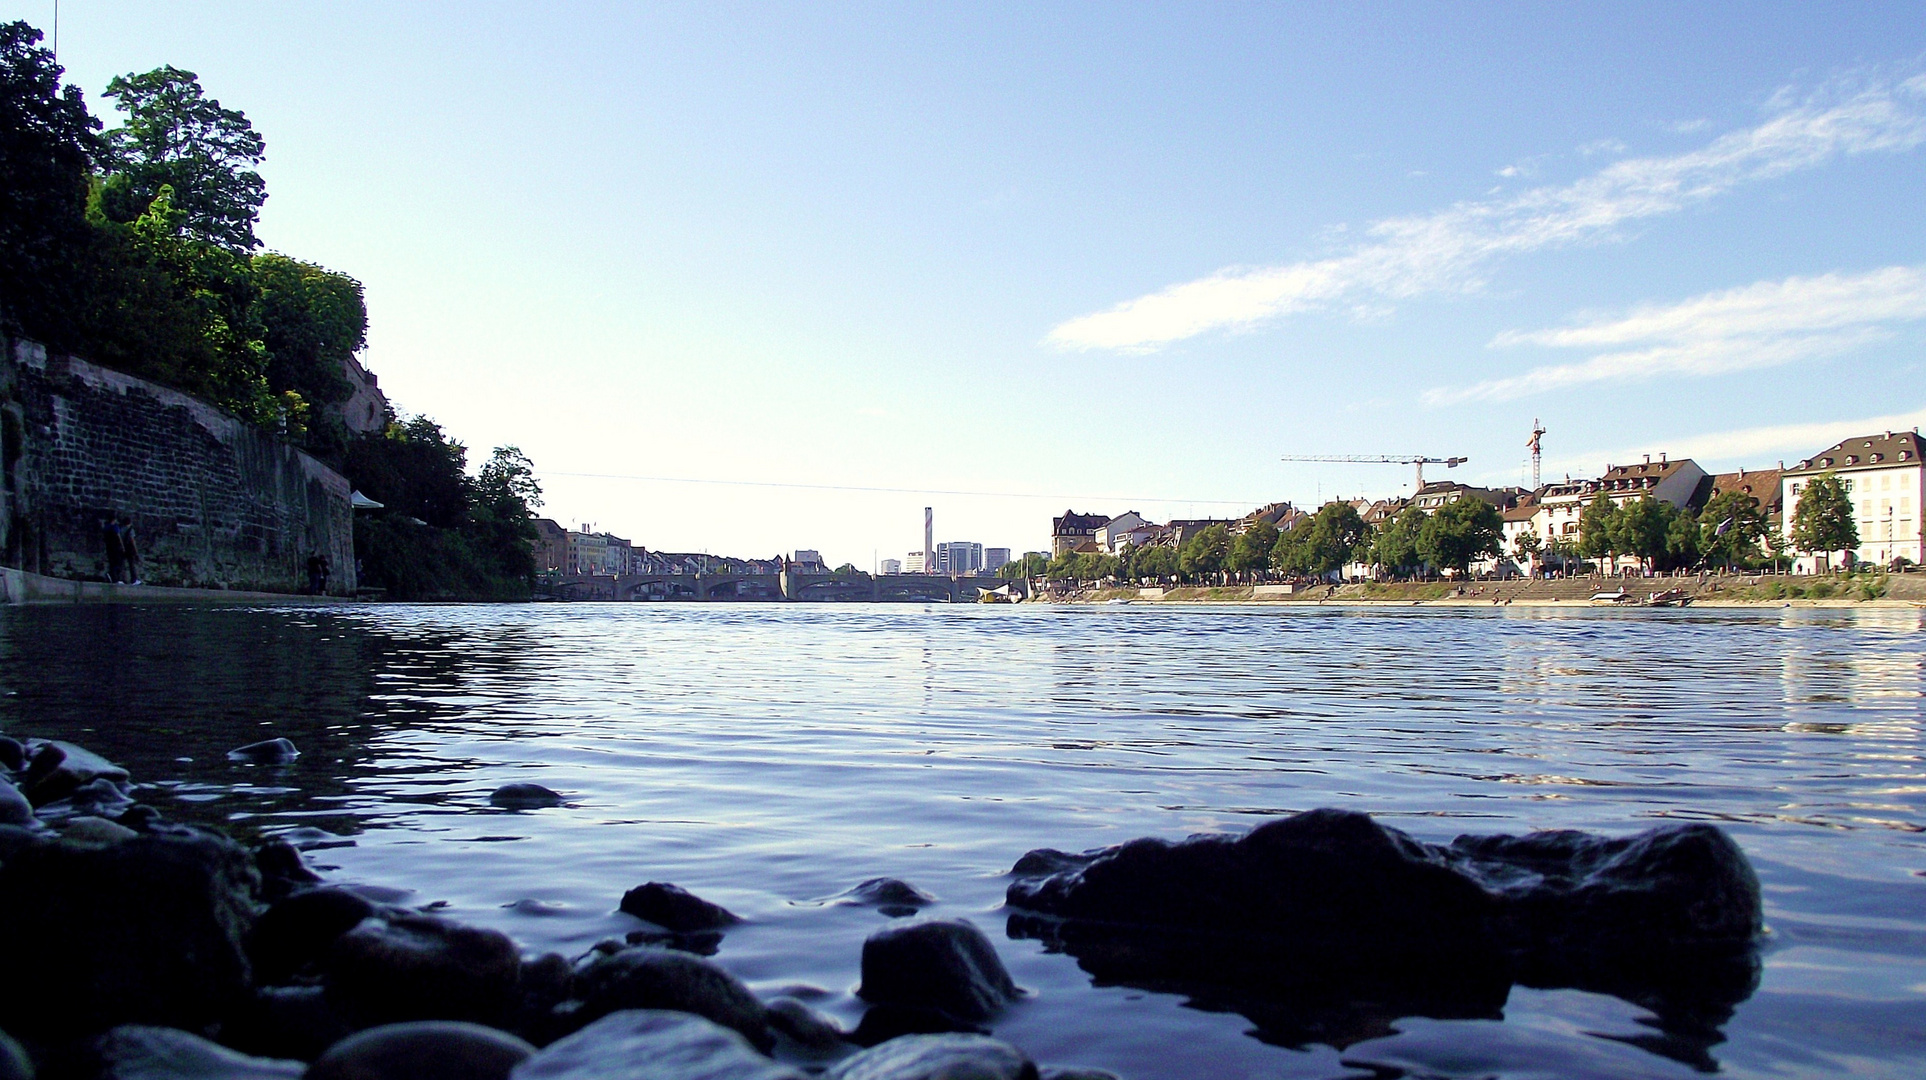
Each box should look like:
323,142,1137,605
2,602,1922,1078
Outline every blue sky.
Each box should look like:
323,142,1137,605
32,2,1926,564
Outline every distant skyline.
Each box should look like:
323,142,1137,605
33,3,1926,565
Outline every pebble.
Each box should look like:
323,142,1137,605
325,912,523,1028
227,738,298,765
619,881,739,932
247,886,377,985
0,781,31,827
93,1025,303,1079
569,947,770,1050
825,1033,1036,1080
0,734,24,772
489,783,565,809
764,996,848,1054
306,1021,536,1080
60,815,138,845
840,878,935,918
511,1010,804,1080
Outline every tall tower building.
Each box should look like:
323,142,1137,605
923,507,934,575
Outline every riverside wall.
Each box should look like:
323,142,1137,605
0,335,355,594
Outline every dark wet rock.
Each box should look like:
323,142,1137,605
325,912,523,1028
222,985,354,1062
0,827,257,1042
489,783,565,810
306,1021,535,1080
511,1010,803,1080
253,839,323,903
826,1033,1036,1080
856,920,1019,1023
840,878,934,917
1039,1070,1119,1080
22,740,130,807
619,881,739,932
1004,808,1763,1050
0,1029,28,1080
849,1004,985,1048
93,1025,303,1079
272,827,356,851
0,781,33,827
0,734,24,773
248,887,376,985
227,738,298,765
763,997,847,1054
517,953,575,1027
61,814,138,845
505,898,568,917
566,947,770,1051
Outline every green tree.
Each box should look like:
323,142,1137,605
252,254,365,404
1790,474,1859,569
1179,524,1230,580
1303,501,1367,576
1577,493,1618,564
1512,528,1542,567
1369,506,1426,576
1662,504,1701,571
1614,495,1670,572
1228,520,1278,575
0,21,102,345
1416,496,1504,576
1698,489,1768,569
996,551,1049,579
99,66,266,250
1129,544,1178,581
1270,524,1311,575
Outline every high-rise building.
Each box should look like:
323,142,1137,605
936,541,983,575
904,552,927,573
879,558,902,575
984,548,1012,572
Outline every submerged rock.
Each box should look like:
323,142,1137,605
618,881,739,932
0,827,258,1042
0,734,24,772
763,996,847,1054
826,1033,1036,1080
21,741,130,807
839,878,934,917
227,738,298,765
511,1010,803,1080
306,1021,535,1080
325,912,523,1028
489,783,565,809
93,1025,303,1080
252,838,322,902
857,920,1020,1024
1004,808,1762,1050
0,1029,29,1080
0,781,34,827
566,947,770,1050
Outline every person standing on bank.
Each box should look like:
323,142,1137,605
306,553,325,595
101,517,124,583
118,517,141,585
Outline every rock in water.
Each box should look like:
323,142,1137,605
826,1033,1036,1080
0,734,25,773
567,948,771,1050
839,878,935,917
511,1010,803,1080
93,1025,304,1079
227,738,298,765
856,920,1019,1023
489,783,566,809
306,1021,536,1080
325,912,523,1028
1004,808,1763,1045
618,881,739,931
21,741,130,807
0,828,257,1042
763,996,847,1054
0,1029,30,1080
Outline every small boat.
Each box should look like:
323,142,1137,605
1587,588,1633,604
1645,588,1692,608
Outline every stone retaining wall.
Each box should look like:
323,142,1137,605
0,335,355,593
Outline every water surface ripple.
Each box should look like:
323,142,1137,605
2,603,1922,1078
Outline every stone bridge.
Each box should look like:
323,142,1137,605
536,571,1023,603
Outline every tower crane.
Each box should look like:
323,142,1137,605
1527,419,1546,490
1278,454,1468,492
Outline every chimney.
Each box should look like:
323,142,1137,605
1643,454,1651,465
1659,451,1666,464
1737,466,1745,478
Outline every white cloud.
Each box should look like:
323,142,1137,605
1427,266,1926,404
1541,406,1926,478
1664,118,1711,134
1045,78,1926,353
1577,138,1629,156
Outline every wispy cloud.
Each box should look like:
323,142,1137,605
1046,76,1926,353
1539,405,1926,479
1426,266,1926,404
1577,137,1629,157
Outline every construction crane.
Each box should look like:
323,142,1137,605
1527,419,1546,490
1278,454,1468,492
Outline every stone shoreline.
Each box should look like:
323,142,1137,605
0,734,1767,1079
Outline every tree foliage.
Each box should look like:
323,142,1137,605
1415,496,1503,575
1179,524,1231,578
1228,520,1278,574
0,22,101,343
99,65,266,250
1578,494,1618,561
1790,474,1858,564
1698,489,1768,569
1370,506,1426,574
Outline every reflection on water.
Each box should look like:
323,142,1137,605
1,603,1923,1079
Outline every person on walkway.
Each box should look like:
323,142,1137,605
101,517,124,583
305,553,325,595
118,517,141,585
